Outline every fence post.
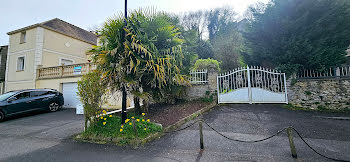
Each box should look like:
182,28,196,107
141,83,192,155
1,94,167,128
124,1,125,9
287,127,297,158
199,120,204,150
335,67,340,78
247,66,252,104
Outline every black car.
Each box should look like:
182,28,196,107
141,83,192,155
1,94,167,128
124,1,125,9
0,89,64,121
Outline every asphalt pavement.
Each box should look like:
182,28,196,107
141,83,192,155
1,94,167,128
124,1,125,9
1,104,350,162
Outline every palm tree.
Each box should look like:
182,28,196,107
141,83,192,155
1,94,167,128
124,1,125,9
89,9,189,123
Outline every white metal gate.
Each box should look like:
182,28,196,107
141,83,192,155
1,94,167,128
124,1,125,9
217,66,288,104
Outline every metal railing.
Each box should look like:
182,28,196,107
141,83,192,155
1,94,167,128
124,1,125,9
190,69,208,84
297,66,350,79
37,63,96,79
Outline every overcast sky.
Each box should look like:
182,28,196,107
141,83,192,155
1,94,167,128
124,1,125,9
0,0,268,45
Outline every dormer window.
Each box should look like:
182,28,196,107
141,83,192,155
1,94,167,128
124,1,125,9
20,31,26,44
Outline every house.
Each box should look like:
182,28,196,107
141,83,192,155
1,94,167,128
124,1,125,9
0,45,8,94
5,18,132,109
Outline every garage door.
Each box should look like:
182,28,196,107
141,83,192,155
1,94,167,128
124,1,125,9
62,83,82,108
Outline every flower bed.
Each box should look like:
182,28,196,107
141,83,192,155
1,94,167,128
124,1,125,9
76,100,217,146
78,111,162,146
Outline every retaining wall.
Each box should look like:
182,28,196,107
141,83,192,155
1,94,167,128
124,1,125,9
287,78,350,110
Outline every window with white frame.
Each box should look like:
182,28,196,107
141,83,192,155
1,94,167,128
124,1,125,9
17,56,25,71
20,31,26,44
60,59,73,65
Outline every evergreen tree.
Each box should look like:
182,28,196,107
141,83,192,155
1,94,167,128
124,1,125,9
244,0,350,74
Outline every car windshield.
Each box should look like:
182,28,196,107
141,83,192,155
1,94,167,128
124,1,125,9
0,91,17,101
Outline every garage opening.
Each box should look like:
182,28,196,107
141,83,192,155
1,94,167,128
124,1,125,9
62,82,82,108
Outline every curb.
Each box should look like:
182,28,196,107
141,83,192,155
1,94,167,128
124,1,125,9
313,116,350,120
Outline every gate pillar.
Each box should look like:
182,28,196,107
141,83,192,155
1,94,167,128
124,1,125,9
208,64,218,92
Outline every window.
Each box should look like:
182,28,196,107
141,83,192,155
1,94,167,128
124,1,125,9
17,56,25,71
14,92,30,100
20,32,26,44
31,91,55,97
31,91,46,97
60,59,73,66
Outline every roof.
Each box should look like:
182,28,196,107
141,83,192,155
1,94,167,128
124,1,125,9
7,18,97,45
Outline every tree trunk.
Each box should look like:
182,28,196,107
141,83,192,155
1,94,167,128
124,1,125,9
142,99,149,114
134,96,141,115
84,117,88,131
121,86,127,124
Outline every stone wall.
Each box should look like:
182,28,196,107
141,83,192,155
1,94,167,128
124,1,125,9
288,78,350,110
186,84,210,100
186,65,218,100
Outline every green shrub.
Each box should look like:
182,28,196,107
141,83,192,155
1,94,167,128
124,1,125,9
77,71,107,129
317,105,327,111
192,58,220,71
200,91,215,102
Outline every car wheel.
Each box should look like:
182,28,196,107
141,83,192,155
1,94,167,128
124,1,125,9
0,111,4,122
48,102,60,112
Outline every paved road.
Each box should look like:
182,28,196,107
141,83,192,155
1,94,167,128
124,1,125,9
0,108,84,160
1,104,350,162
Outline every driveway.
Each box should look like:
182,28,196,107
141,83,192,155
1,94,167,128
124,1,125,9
0,108,84,160
1,104,350,162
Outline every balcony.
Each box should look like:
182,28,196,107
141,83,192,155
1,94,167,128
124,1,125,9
37,63,96,80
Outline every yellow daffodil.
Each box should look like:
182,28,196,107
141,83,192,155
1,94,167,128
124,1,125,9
121,125,124,128
125,119,130,123
131,116,135,119
142,119,145,122
136,119,140,122
142,113,145,116
109,115,112,117
104,118,106,120
144,128,147,130
120,129,123,132
129,123,132,125
103,122,106,125
100,116,103,119
103,110,107,114
147,119,150,122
